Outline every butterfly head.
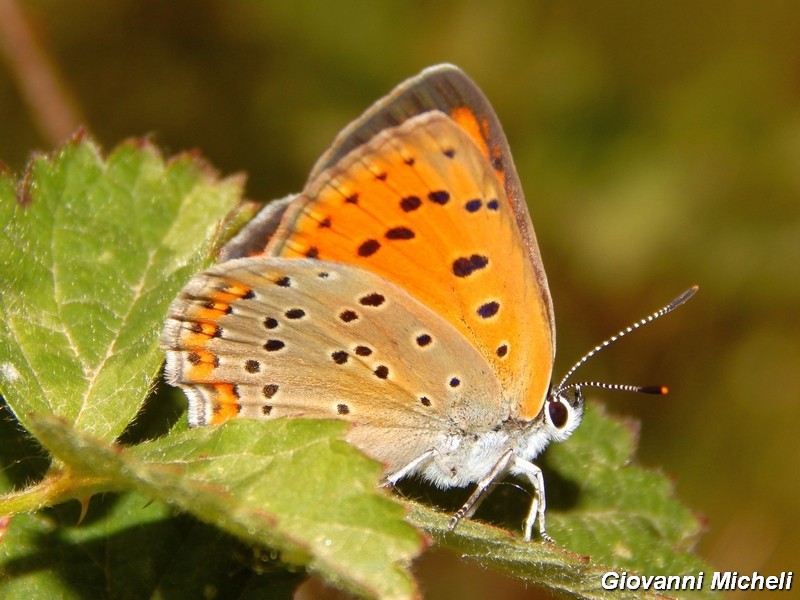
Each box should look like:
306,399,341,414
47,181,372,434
541,385,584,443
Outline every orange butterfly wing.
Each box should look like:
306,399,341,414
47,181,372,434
257,66,554,420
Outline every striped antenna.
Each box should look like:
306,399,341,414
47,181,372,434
554,285,698,395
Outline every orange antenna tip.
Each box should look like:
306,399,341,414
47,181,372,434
639,385,669,395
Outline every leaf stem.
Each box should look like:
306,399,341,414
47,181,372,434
0,468,116,516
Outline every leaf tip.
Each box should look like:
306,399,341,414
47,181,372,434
16,156,37,206
121,135,157,152
68,126,90,144
168,147,234,183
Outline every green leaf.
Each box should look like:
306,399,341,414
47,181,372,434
16,415,422,600
0,134,242,441
0,492,303,599
0,134,424,599
544,405,704,568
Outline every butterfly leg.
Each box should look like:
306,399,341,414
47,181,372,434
510,456,553,543
448,448,514,532
381,448,438,488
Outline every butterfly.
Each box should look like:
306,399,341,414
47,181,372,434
162,64,695,542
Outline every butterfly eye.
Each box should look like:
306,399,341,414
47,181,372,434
548,399,569,429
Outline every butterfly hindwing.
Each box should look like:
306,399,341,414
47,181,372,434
163,257,502,466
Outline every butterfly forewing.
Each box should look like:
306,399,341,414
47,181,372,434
266,112,552,418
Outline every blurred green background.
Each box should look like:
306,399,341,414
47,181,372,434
2,1,798,598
